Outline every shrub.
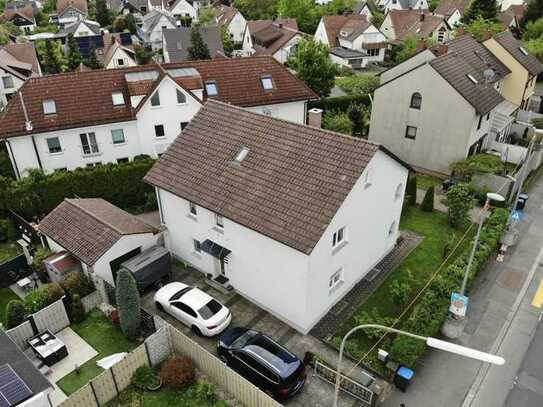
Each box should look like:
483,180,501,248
308,94,371,114
32,247,53,281
450,153,507,178
390,279,411,306
532,117,543,130
60,271,95,298
0,218,18,241
323,111,353,135
195,380,217,404
160,356,195,390
5,300,26,328
444,184,474,228
421,186,435,212
71,294,85,323
24,283,64,314
131,365,158,391
336,74,380,95
406,175,417,206
115,269,141,339
354,309,395,340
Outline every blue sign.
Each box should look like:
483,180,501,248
511,211,522,221
450,292,469,317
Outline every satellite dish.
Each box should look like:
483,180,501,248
483,68,495,82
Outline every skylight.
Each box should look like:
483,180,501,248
205,81,218,96
467,74,478,84
112,92,125,106
261,75,273,90
234,147,249,163
519,46,528,56
43,99,56,114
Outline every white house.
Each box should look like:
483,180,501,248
0,42,41,111
145,100,410,334
353,1,374,19
0,4,36,33
314,15,386,68
56,0,88,26
168,0,210,22
380,0,428,13
434,0,471,27
38,198,160,285
61,18,101,37
0,57,316,178
100,33,138,69
139,8,177,50
380,10,451,44
215,5,247,43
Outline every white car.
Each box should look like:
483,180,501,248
154,282,232,336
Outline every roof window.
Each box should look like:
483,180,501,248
467,74,478,84
519,46,528,56
112,91,125,106
205,81,218,96
261,75,273,90
43,100,56,114
234,146,249,163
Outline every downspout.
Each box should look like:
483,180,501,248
4,140,20,180
19,92,42,170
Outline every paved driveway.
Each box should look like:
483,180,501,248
142,265,386,407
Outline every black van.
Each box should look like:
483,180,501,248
217,327,305,399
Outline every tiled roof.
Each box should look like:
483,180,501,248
337,15,372,42
163,27,225,62
434,0,471,17
493,31,543,77
388,10,446,40
321,16,348,47
248,19,303,56
1,4,35,23
145,100,401,254
216,5,237,26
56,0,88,15
61,19,100,35
0,56,317,139
38,198,157,266
0,42,40,76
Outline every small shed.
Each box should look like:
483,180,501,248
120,245,171,290
43,251,81,283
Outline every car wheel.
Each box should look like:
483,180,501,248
192,325,202,336
155,301,164,312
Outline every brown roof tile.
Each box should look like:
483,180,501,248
1,4,35,24
388,10,446,40
434,0,471,17
494,31,543,76
38,198,157,265
144,100,399,254
4,42,41,74
248,19,304,56
0,56,317,139
56,0,88,15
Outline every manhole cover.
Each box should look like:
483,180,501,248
331,300,349,316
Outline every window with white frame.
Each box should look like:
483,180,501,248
2,76,14,89
80,132,99,155
46,137,62,153
215,213,224,229
150,91,160,106
388,220,397,236
395,183,403,200
329,269,343,291
43,100,56,114
332,226,346,248
111,129,125,144
189,201,197,216
193,239,202,253
112,92,125,106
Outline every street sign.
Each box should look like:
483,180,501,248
511,210,521,221
450,292,469,317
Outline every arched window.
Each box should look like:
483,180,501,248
410,92,422,109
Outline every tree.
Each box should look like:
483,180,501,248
521,0,543,27
0,22,22,45
444,184,474,228
524,37,543,62
288,38,337,97
429,0,440,11
347,103,367,137
96,0,112,27
197,5,216,26
277,0,320,34
125,13,137,34
336,73,379,95
463,17,504,40
85,45,103,69
524,17,543,41
463,0,498,23
220,25,234,56
5,300,26,329
88,0,97,20
70,294,85,323
134,44,153,64
405,174,417,206
233,0,277,20
66,34,82,71
394,37,435,63
113,15,126,32
421,186,435,212
370,11,384,28
115,268,141,339
323,0,356,15
187,27,211,60
37,40,68,74
323,111,353,134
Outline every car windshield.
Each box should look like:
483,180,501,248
197,299,223,320
169,287,192,301
231,330,258,349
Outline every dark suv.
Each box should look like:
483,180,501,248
217,327,306,399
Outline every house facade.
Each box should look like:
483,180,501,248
145,100,409,334
380,10,451,44
162,26,224,62
139,8,177,50
434,0,471,26
0,4,36,33
0,57,316,178
380,0,428,13
314,15,386,69
369,35,515,175
215,5,247,43
56,0,88,26
483,32,543,110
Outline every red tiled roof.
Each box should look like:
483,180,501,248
388,10,446,40
56,0,88,15
247,19,304,56
1,5,35,24
4,42,41,75
0,56,317,139
434,0,471,17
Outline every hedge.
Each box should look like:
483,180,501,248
308,94,371,114
389,208,509,367
0,159,156,220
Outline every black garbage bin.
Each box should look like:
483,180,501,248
394,366,414,392
516,193,529,210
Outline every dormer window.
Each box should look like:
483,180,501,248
43,100,56,115
205,81,218,96
112,92,125,106
261,75,273,90
150,91,160,106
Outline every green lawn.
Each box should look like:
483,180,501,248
0,287,20,327
416,174,443,190
332,206,470,372
57,310,139,395
0,242,22,263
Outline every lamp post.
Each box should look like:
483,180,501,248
332,324,505,407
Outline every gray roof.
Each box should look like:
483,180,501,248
398,0,422,8
494,31,543,77
163,26,224,62
331,46,366,59
61,19,101,35
0,331,52,397
142,9,176,33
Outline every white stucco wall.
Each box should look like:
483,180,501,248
244,100,307,124
170,0,197,19
0,69,24,109
272,34,303,64
227,12,247,43
314,19,330,46
105,47,137,69
148,15,177,50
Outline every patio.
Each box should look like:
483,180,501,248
9,272,45,299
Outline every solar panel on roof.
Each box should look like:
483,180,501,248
0,364,33,407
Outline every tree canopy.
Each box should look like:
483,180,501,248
187,27,212,60
463,0,498,23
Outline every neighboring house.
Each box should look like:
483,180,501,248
215,5,247,43
483,31,543,109
498,4,527,30
380,0,428,13
139,8,177,50
168,0,210,22
353,0,375,19
0,331,53,407
0,42,41,111
499,0,526,12
107,0,148,15
100,33,138,68
314,15,386,69
145,99,410,334
434,0,471,26
242,19,305,64
369,35,516,175
0,4,36,33
162,26,224,62
0,57,316,177
38,198,160,285
380,10,451,44
60,18,101,37
56,0,88,26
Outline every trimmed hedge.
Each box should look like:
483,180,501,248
389,208,509,367
308,94,371,114
0,159,156,220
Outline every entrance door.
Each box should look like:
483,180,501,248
214,257,227,276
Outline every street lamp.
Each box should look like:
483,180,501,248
332,324,505,407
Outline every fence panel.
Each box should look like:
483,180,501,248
81,291,103,314
59,384,96,407
169,326,282,407
111,345,148,392
6,321,34,351
33,298,70,334
145,327,172,367
90,369,118,406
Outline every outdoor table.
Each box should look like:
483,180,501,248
16,277,33,292
28,330,68,366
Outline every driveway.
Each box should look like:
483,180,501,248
141,263,388,407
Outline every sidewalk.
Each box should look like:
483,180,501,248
382,174,543,407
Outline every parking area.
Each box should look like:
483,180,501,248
141,263,388,407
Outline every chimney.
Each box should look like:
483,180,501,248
420,13,425,22
481,30,492,41
308,108,323,128
416,39,427,51
457,26,466,36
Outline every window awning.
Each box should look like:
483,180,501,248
201,240,231,260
